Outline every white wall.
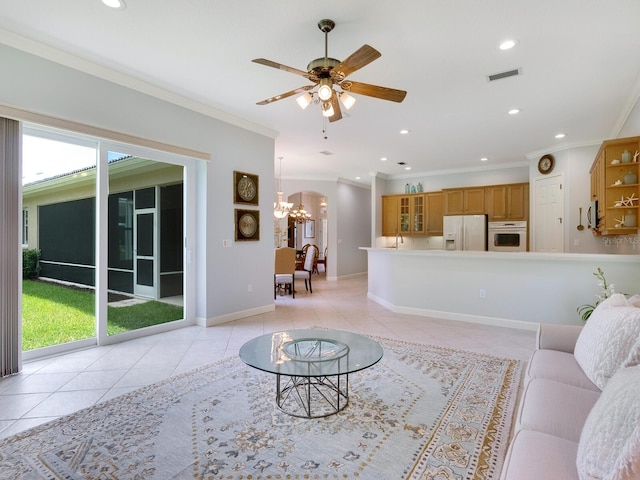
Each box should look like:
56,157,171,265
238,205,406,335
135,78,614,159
0,43,277,325
336,182,371,277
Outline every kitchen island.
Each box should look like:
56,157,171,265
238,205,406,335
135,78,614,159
361,248,640,329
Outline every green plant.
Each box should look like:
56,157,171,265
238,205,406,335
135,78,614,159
577,267,615,323
22,249,41,279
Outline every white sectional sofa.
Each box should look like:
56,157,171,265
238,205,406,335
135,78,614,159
500,294,640,480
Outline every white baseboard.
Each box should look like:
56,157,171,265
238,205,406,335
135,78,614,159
199,304,275,327
329,271,367,282
367,292,538,331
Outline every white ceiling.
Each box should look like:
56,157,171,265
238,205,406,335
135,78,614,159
2,0,640,184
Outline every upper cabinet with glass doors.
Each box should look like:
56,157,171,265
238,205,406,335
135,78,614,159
381,193,442,236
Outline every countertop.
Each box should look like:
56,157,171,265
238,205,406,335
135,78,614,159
361,247,640,263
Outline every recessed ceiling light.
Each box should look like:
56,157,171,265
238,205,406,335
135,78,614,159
380,157,388,161
480,157,489,162
405,166,411,171
508,108,520,115
102,0,126,9
355,176,361,180
499,39,517,50
400,129,410,135
555,133,566,139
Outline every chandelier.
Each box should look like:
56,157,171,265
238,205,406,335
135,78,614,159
274,157,293,219
290,192,312,224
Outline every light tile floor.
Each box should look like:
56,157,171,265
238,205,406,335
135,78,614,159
0,274,536,440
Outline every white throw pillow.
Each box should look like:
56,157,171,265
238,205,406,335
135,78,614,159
574,293,640,390
576,365,640,480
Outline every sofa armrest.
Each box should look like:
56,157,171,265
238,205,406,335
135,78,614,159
536,323,583,353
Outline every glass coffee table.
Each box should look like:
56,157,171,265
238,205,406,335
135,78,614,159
239,329,383,418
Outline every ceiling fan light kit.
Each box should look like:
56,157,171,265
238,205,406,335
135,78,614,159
317,79,333,101
296,92,312,109
252,18,406,132
339,91,356,110
322,101,334,118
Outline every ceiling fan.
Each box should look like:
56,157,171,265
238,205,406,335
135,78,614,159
252,19,407,123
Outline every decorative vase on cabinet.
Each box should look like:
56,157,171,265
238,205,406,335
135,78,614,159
622,150,632,163
625,210,637,227
624,170,638,185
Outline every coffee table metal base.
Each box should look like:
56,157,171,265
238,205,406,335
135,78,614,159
276,372,349,418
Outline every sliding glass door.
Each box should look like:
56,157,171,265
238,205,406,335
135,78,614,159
105,149,186,338
21,127,195,356
21,129,98,353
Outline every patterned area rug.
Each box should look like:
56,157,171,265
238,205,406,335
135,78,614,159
0,334,522,479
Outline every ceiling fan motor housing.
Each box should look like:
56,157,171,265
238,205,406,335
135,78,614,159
307,57,340,77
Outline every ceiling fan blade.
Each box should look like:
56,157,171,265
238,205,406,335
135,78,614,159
328,92,342,122
252,58,313,79
330,45,381,81
344,81,407,103
256,85,314,105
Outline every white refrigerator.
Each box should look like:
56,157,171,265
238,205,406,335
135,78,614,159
443,215,488,251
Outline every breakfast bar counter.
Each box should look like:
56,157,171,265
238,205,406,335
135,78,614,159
361,248,640,329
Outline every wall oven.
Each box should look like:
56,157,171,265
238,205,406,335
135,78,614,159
488,221,527,252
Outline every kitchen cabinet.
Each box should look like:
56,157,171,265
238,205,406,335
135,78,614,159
589,136,640,235
381,193,431,236
486,183,529,221
426,192,443,235
443,187,485,215
382,194,402,236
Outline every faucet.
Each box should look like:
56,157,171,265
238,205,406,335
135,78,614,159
394,232,404,249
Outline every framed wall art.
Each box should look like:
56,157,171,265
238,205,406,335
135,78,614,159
305,219,315,238
233,171,259,205
235,209,260,241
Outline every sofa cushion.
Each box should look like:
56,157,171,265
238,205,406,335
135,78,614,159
573,294,640,390
516,378,600,442
576,366,640,480
500,429,578,480
527,349,599,391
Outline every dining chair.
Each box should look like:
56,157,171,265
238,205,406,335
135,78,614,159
274,247,296,298
294,244,318,293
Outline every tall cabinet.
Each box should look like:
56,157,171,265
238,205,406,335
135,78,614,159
590,136,639,235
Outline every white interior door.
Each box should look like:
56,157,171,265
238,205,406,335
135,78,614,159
533,174,564,252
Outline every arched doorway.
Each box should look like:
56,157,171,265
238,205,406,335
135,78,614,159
285,191,328,273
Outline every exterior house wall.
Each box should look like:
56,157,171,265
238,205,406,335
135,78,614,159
23,162,183,251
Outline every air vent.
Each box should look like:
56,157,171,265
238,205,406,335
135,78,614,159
319,150,334,156
487,68,521,82
397,161,406,165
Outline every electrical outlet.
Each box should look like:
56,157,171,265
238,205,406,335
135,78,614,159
479,289,486,299
223,239,232,247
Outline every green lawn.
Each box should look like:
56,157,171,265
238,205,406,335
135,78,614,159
22,280,184,351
